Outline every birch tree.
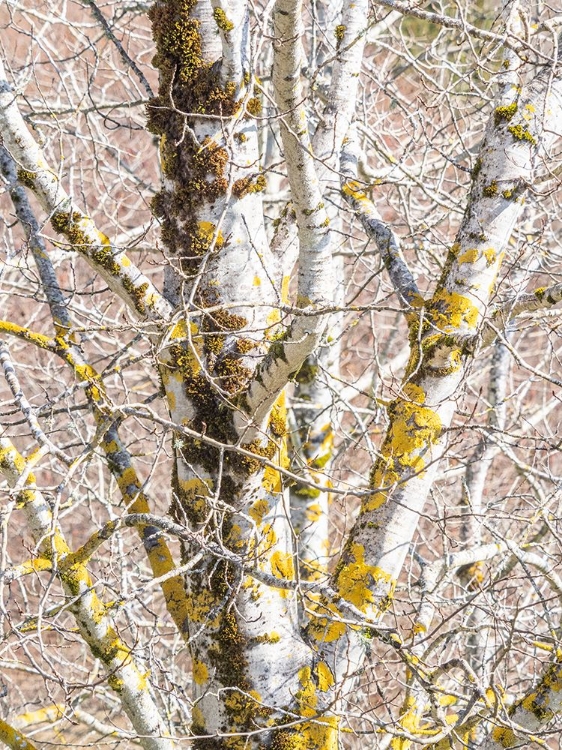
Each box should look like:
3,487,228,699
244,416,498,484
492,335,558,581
1,0,562,748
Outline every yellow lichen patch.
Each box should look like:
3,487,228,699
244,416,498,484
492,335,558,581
316,662,334,692
364,487,389,513
262,466,281,494
402,383,426,404
540,662,562,691
342,180,368,203
438,693,458,708
299,715,339,750
270,551,295,581
307,599,347,643
483,247,498,266
196,220,224,250
261,523,277,550
266,308,281,327
223,690,265,742
167,390,176,410
457,248,479,264
0,717,37,750
520,691,552,721
193,659,209,684
491,726,517,747
249,498,270,525
388,399,442,460
179,476,212,502
306,503,322,523
191,704,205,731
365,397,441,512
17,558,52,576
428,289,479,332
0,441,29,475
296,666,318,717
170,319,188,340
391,695,419,750
185,588,221,625
253,275,262,286
336,542,395,611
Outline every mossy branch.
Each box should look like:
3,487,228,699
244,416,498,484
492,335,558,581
0,61,171,323
0,718,38,750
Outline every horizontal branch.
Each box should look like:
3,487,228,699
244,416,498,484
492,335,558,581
482,281,562,345
371,0,546,59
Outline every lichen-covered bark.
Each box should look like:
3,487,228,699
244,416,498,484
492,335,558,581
481,656,562,749
0,439,174,750
0,61,171,323
0,718,37,750
304,37,562,698
146,2,334,745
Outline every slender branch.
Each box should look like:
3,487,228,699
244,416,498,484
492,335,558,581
371,0,544,59
0,146,71,337
0,438,175,750
0,59,171,323
340,129,421,309
483,281,562,346
81,0,154,98
0,342,71,464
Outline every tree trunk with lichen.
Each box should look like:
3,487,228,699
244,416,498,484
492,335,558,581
147,1,336,746
5,1,562,748
146,0,562,747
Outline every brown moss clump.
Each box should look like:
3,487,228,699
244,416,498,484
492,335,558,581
334,24,346,42
235,338,257,355
147,1,239,274
16,168,36,189
246,97,262,117
51,211,91,249
215,356,253,394
232,173,266,199
147,0,239,129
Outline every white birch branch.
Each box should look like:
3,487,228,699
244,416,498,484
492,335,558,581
0,439,175,750
0,60,172,323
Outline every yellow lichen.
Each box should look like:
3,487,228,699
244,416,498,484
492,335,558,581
391,695,419,750
491,726,517,747
249,499,270,525
316,662,334,692
307,599,347,643
336,542,395,611
427,289,479,332
483,247,497,266
270,551,295,581
305,503,322,522
457,248,479,264
213,7,234,31
193,660,209,685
